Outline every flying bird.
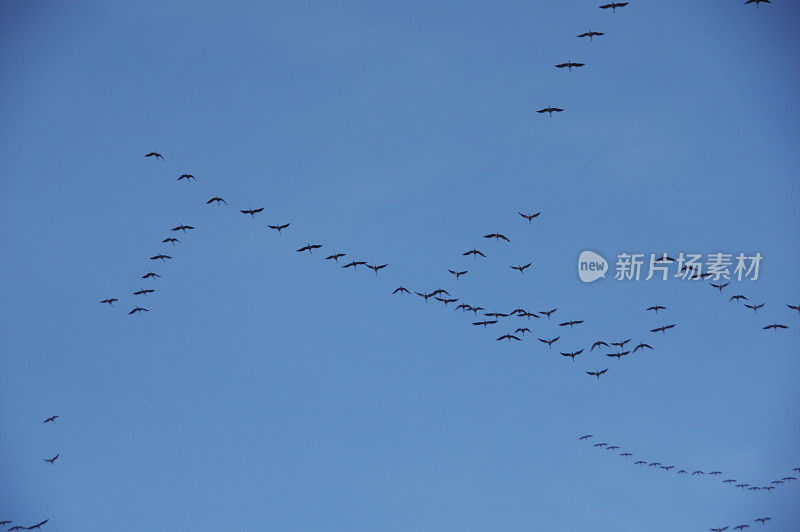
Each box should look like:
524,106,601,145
162,237,180,246
133,289,155,296
599,2,629,11
393,287,410,295
763,323,788,331
560,349,584,361
150,254,172,261
206,196,228,205
473,320,498,328
579,434,593,440
325,253,346,262
744,303,765,313
511,263,532,274
755,518,771,525
297,244,322,254
431,290,450,296
342,261,366,269
515,328,532,336
744,0,770,7
367,264,388,275
145,151,164,160
692,470,705,476
620,452,632,457
646,305,666,313
43,454,59,464
555,61,585,71
650,324,676,334
610,339,630,348
497,334,521,342
26,521,49,530
129,307,149,315
142,272,161,279
463,249,486,258
177,173,195,181
435,297,458,306
587,369,608,380
578,30,605,40
540,309,557,319
710,282,729,292
537,106,564,116
591,340,609,351
267,223,290,234
416,291,434,302
538,337,560,348
43,416,58,423
172,224,194,232
519,211,541,222
449,269,468,279
100,298,118,306
484,233,510,242
633,343,653,352
730,295,747,302
787,304,800,313
606,351,630,359
240,207,264,218
558,320,584,328
710,528,729,532
733,526,750,531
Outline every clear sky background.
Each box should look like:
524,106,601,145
1,1,799,530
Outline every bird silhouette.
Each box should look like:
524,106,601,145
610,339,630,348
540,309,557,319
511,263,532,274
7,526,25,531
538,336,560,348
744,303,765,314
133,289,155,296
473,320,498,328
150,254,172,261
579,434,593,440
100,298,118,306
787,304,800,312
754,517,771,525
26,521,49,530
646,305,666,313
177,173,195,182
587,368,609,380
463,249,486,258
555,61,585,71
43,416,58,423
677,470,687,474
129,307,149,315
744,0,770,7
431,290,450,296
393,287,410,295
325,253,346,262
634,461,646,466
267,223,290,234
367,264,388,275
297,244,322,254
558,320,584,327
240,207,264,218
620,452,632,457
162,237,180,245
416,291,434,302
448,269,468,279
650,324,676,334
519,211,541,222
710,282,729,292
723,479,736,484
497,334,521,342
578,30,605,40
599,2,629,11
206,196,228,205
342,261,367,270
763,323,788,331
730,295,747,302
145,151,164,160
435,297,458,306
709,528,728,532
633,343,653,352
733,526,750,531
537,106,564,116
606,351,630,360
43,454,59,464
172,224,194,232
591,340,609,351
692,470,705,476
484,233,510,242
560,349,584,361
515,328,532,336
142,272,161,279
709,471,722,476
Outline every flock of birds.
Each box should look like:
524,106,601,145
12,1,789,530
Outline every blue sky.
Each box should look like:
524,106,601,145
1,1,798,530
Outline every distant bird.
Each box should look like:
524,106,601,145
755,517,771,525
177,173,195,182
473,320,498,328
515,328,532,336
520,311,539,319
142,272,161,279
555,61,585,71
463,249,486,258
456,304,472,312
367,264,388,275
560,349,583,361
763,323,788,331
150,254,172,261
723,479,736,484
633,343,652,352
393,287,410,295
417,291,434,302
519,211,541,222
587,368,608,380
26,521,49,530
172,224,194,232
634,461,646,466
435,297,458,306
733,526,750,531
709,471,722,476
267,223,290,234
537,106,564,116
540,309,557,319
559,320,584,327
484,233,511,242
43,416,58,423
650,324,676,334
431,290,450,296
100,298,118,306
783,476,796,481
648,462,661,467
710,528,729,532
599,2,629,11
606,445,619,451
129,307,148,315
325,253,346,262
497,334,521,342
692,470,705,476
511,263,532,274
710,282,729,292
145,151,164,160
485,312,509,319
730,295,747,302
661,465,674,471
297,244,322,254
620,452,632,457
342,261,367,269
240,207,264,218
594,443,607,447
591,340,609,351
162,237,180,245
578,30,605,40
8,526,25,531
538,337,560,348
654,256,676,263
744,303,765,314
744,0,770,7
677,470,687,474
606,351,630,360
206,196,228,205
579,434,593,440
449,269,468,279
133,289,155,296
787,304,800,313
43,454,59,464
646,305,666,313
610,339,630,348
